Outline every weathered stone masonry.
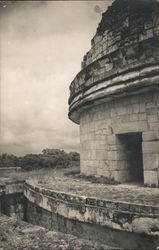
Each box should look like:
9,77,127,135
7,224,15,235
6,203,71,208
0,179,24,219
23,180,159,249
68,0,159,186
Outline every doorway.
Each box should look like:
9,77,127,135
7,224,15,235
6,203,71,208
117,132,144,183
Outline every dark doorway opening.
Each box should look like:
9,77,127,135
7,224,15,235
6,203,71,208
118,132,144,183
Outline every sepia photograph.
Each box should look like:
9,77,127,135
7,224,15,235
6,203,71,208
0,0,159,249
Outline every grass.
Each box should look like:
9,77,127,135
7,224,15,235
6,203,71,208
64,168,120,185
0,166,119,185
0,166,80,182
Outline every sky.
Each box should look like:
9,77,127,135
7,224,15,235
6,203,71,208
0,0,112,156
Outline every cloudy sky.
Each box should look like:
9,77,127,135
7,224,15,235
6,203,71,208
0,0,112,156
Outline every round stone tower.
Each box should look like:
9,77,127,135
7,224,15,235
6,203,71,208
68,0,159,186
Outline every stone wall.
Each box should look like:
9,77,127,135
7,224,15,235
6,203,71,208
81,0,159,69
68,0,159,119
26,200,158,249
1,176,158,247
0,179,25,219
80,91,159,186
68,0,159,185
24,181,159,249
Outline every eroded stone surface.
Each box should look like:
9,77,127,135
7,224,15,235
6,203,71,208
26,173,159,207
24,175,159,249
0,178,25,219
24,174,159,234
0,215,113,249
69,0,159,122
0,170,159,249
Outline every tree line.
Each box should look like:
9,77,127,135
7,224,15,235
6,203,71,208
0,149,80,171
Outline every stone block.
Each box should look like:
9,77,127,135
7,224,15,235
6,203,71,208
113,121,148,134
107,135,120,145
132,217,159,235
143,153,159,170
111,108,117,117
98,160,114,171
88,140,98,149
109,160,129,170
95,126,103,135
119,115,129,123
142,141,159,153
147,115,158,123
96,169,111,178
130,95,139,104
149,123,159,131
88,132,95,140
90,150,97,160
81,151,87,160
143,131,159,141
97,168,104,176
95,134,106,141
129,114,139,121
80,160,86,172
139,113,146,121
127,106,133,114
96,150,107,160
81,160,97,176
98,160,105,169
139,103,146,112
102,128,109,135
112,170,132,182
133,104,140,113
144,171,159,187
117,106,127,116
93,140,105,150
147,108,159,115
95,119,102,129
146,102,156,109
108,144,125,151
107,150,127,161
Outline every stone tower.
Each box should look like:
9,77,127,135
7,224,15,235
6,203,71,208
68,0,159,187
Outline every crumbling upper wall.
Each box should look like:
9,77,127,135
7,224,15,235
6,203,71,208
82,0,158,68
68,0,159,124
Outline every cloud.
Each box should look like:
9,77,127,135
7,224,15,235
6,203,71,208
0,1,112,156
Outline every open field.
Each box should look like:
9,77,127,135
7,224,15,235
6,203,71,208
0,166,79,181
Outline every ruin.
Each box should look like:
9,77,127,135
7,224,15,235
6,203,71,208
68,0,159,187
1,0,159,249
1,175,159,249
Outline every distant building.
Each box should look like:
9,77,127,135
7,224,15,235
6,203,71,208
68,0,159,187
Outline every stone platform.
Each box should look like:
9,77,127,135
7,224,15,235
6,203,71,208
0,171,159,249
24,174,159,249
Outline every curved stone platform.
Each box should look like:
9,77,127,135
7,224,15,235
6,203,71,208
24,178,159,249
